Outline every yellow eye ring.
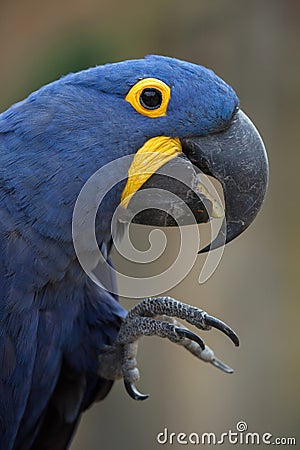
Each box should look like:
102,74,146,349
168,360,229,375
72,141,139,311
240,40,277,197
125,78,171,118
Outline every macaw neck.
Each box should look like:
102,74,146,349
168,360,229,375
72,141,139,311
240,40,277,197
0,137,128,250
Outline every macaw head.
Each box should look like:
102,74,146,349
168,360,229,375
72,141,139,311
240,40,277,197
65,54,267,250
5,55,268,250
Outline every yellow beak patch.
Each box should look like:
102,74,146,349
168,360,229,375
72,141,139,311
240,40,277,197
121,136,182,208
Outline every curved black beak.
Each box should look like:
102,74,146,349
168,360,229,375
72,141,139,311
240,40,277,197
126,110,268,252
181,110,268,252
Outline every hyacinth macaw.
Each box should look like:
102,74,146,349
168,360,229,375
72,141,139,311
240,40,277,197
0,55,268,449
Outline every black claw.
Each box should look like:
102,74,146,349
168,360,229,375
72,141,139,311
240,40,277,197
204,314,240,346
124,380,149,401
176,327,205,350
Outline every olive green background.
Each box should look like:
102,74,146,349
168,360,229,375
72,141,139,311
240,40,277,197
0,0,299,449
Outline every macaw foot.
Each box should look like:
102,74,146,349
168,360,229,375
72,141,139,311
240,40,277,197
98,296,239,401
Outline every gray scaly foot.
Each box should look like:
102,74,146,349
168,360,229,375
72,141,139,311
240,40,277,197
98,296,239,400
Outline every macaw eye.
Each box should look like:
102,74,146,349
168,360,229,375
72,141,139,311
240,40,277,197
125,78,171,118
140,88,162,110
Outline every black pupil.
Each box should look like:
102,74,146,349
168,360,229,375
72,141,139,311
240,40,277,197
140,88,162,110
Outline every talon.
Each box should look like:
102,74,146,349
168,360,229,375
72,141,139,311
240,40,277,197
176,328,205,350
124,380,149,401
204,314,239,346
211,357,234,374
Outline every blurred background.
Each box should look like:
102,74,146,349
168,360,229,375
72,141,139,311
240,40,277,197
0,0,299,448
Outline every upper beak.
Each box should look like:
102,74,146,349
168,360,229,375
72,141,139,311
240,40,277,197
181,109,269,252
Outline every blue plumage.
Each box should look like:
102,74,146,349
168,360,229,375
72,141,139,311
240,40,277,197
0,55,239,449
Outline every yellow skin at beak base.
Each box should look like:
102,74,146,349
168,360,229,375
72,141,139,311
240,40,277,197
121,136,182,208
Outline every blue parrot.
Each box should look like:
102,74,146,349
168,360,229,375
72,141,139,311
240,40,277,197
0,55,268,449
